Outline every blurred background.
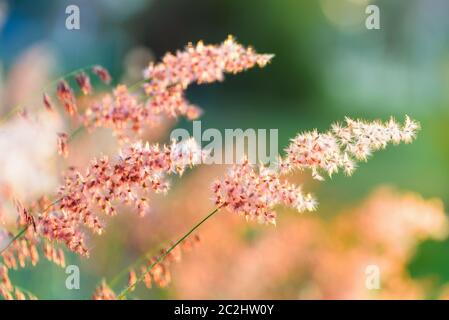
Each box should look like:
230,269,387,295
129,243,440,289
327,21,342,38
1,0,449,299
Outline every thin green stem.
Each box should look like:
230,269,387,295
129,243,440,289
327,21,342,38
44,198,62,212
108,255,146,289
0,226,28,255
43,64,97,91
116,206,221,299
108,234,165,289
128,78,149,93
67,125,86,142
0,65,97,125
0,197,61,256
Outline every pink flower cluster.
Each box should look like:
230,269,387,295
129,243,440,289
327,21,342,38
92,281,116,300
281,116,420,181
0,200,39,270
75,72,92,95
51,66,111,117
213,159,316,225
214,117,420,224
42,65,111,156
0,198,66,270
82,37,273,143
56,80,77,116
0,264,13,300
82,83,200,143
39,138,203,256
1,259,33,299
92,65,112,85
57,132,69,158
143,35,273,93
82,85,147,142
131,234,201,292
1,229,39,269
142,35,272,120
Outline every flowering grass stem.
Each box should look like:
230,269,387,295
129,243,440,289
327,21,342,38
0,226,28,255
0,198,62,256
0,65,98,125
116,206,221,299
0,76,150,256
107,234,165,289
64,78,149,143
